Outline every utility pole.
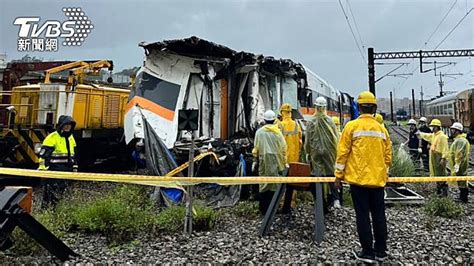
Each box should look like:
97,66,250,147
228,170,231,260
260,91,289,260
439,72,444,97
368,48,376,95
393,89,396,115
420,86,424,117
409,104,412,119
411,89,416,118
390,91,394,123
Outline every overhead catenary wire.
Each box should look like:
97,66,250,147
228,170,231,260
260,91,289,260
398,1,462,91
346,0,366,57
424,0,458,47
338,0,366,63
434,7,474,50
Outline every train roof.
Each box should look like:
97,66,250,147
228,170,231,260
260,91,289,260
426,93,457,105
304,66,339,100
13,83,130,92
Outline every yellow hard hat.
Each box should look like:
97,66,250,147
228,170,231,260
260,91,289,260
332,116,340,126
357,91,377,105
280,103,292,113
429,119,442,127
375,113,383,124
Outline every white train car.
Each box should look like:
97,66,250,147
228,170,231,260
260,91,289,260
299,68,352,125
125,37,351,149
425,93,457,128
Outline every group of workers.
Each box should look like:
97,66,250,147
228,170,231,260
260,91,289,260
36,90,470,263
253,91,392,262
403,116,470,203
252,96,341,215
252,89,472,263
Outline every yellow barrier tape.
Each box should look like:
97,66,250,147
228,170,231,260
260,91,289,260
166,151,219,177
0,167,473,187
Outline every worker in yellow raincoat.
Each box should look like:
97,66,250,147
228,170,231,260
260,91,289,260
417,118,449,196
335,91,392,263
332,116,342,134
278,103,302,214
375,113,386,129
448,122,470,203
305,96,340,210
252,110,287,215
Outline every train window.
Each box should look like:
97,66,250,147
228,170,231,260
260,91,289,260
129,71,181,111
303,89,312,108
328,99,335,111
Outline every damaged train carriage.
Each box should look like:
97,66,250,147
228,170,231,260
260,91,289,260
124,37,348,179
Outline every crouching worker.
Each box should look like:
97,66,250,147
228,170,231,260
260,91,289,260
38,115,78,207
449,122,470,203
253,110,288,215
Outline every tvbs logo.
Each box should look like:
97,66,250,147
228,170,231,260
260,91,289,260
14,7,94,52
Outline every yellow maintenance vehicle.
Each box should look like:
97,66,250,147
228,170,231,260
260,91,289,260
0,60,132,170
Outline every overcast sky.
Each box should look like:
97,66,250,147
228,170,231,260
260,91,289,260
1,0,473,99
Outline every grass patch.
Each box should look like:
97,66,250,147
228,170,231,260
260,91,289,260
8,185,221,256
390,146,415,177
296,191,314,204
342,189,353,207
155,206,186,232
193,205,220,231
424,197,464,219
233,201,260,219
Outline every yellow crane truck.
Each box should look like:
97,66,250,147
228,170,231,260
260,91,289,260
0,60,131,170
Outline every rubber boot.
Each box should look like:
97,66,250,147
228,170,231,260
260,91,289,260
459,188,468,204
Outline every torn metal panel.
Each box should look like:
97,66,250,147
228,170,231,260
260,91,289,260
140,36,235,62
281,76,298,109
125,48,228,148
126,36,341,167
248,70,260,129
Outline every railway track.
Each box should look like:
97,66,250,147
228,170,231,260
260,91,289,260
390,125,409,143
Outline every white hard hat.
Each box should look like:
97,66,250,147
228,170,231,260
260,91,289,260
263,110,276,121
419,117,427,123
450,122,463,132
407,119,417,125
315,97,327,107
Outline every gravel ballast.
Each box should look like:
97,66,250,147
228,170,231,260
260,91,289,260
2,195,473,264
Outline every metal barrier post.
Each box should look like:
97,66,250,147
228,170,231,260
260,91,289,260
184,131,194,235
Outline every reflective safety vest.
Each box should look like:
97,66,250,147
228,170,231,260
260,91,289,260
38,131,76,169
